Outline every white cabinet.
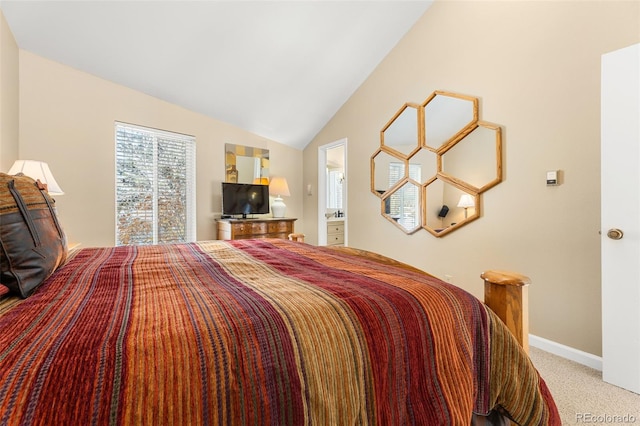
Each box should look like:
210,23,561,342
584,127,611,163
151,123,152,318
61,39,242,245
326,220,344,246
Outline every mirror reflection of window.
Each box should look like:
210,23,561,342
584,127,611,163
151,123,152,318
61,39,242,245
326,144,345,211
373,150,404,192
327,169,344,209
387,162,421,187
387,163,421,230
388,182,420,232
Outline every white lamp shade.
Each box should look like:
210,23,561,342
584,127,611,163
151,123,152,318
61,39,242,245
457,194,475,208
8,160,64,195
269,176,290,197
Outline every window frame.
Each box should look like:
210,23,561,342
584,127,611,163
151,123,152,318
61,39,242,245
115,122,196,246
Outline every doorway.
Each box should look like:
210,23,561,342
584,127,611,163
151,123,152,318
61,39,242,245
318,139,347,246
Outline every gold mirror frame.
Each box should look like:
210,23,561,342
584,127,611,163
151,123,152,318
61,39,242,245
423,177,480,237
370,90,503,237
380,103,423,157
423,91,478,151
380,178,422,234
371,148,406,195
225,144,270,184
440,121,502,193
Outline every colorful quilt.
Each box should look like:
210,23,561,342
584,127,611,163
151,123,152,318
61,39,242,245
0,239,559,425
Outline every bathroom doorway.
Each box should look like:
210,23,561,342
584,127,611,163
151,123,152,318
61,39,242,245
318,139,347,246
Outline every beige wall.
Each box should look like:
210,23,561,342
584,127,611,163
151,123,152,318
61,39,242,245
0,10,18,170
303,1,640,356
17,51,303,247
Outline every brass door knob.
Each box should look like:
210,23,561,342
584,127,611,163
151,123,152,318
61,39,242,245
607,228,624,240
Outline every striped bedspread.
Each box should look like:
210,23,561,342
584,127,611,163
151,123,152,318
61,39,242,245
0,239,559,425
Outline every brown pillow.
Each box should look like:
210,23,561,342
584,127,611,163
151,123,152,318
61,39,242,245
0,172,67,298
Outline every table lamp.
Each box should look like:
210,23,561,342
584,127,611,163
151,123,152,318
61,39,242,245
269,177,290,218
457,194,475,219
8,160,64,195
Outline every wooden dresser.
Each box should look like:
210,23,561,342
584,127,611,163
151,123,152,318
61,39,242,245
217,218,297,240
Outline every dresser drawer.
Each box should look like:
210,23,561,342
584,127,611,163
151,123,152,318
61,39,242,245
250,222,269,234
327,222,344,235
231,222,269,236
268,220,293,233
217,218,297,240
327,233,344,245
326,220,344,246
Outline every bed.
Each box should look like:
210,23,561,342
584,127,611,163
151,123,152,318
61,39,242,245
0,237,559,425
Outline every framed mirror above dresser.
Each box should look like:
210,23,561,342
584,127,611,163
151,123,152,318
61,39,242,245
225,143,270,184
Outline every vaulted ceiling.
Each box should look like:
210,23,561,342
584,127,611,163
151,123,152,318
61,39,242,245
1,1,432,149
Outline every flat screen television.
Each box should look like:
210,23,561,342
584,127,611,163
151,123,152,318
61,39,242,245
222,182,270,218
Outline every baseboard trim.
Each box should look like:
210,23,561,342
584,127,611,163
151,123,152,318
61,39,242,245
529,334,602,371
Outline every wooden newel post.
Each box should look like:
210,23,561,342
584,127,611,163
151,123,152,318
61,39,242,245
481,270,530,354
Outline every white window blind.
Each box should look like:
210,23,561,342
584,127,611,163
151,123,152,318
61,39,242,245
327,169,344,209
388,162,421,229
115,123,196,246
387,162,404,217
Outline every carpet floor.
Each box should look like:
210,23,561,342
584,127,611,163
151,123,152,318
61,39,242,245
529,347,640,425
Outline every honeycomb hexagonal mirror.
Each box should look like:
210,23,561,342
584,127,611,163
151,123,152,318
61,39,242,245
441,121,502,193
423,177,479,237
422,91,477,151
382,180,422,234
372,90,502,237
371,148,406,196
381,103,422,157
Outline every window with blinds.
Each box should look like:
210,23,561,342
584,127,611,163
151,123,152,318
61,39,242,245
388,162,421,229
115,123,196,246
327,169,344,209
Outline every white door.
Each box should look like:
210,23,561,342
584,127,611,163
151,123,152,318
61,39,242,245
601,42,640,394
